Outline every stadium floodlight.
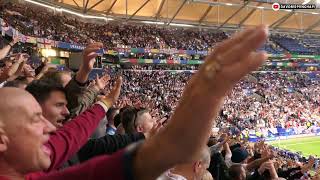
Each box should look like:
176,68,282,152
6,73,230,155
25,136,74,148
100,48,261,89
311,12,319,14
226,3,233,6
22,0,113,21
170,23,194,27
59,8,113,21
23,0,55,10
142,21,165,25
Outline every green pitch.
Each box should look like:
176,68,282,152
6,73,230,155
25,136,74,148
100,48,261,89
268,136,320,157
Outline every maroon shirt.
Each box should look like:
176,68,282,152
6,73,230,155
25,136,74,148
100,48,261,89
27,150,127,180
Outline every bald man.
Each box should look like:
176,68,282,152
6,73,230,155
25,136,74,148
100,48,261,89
0,88,56,174
157,147,211,180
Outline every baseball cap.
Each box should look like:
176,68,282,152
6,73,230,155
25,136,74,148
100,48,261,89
231,147,249,163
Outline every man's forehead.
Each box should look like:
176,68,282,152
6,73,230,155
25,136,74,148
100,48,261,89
17,96,43,114
0,91,42,124
47,91,67,103
140,111,151,119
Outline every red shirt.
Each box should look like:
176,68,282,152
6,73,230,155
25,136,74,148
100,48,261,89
27,150,127,180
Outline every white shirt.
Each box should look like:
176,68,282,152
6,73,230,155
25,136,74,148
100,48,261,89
157,170,187,180
0,81,6,88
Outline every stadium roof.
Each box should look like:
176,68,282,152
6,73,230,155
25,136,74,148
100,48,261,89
29,0,320,34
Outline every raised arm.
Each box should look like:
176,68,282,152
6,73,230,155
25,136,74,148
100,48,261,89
0,54,27,82
46,77,122,170
27,150,127,180
133,25,269,180
7,60,26,81
77,132,145,163
257,161,279,179
0,37,18,60
7,54,28,77
65,43,108,117
75,42,103,84
247,146,274,171
77,121,162,163
68,74,110,117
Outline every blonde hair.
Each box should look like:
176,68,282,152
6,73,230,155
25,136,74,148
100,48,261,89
202,170,213,180
199,147,211,165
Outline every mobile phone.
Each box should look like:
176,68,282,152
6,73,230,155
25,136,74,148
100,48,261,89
96,48,105,55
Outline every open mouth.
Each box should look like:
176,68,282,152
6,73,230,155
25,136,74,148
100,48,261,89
42,145,51,156
56,119,65,127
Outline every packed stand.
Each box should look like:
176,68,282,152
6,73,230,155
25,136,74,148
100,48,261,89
303,37,320,54
2,1,320,55
0,1,227,50
271,35,315,55
3,1,320,55
96,65,320,133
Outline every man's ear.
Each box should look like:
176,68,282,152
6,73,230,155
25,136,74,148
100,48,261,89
0,129,9,152
193,161,202,173
136,125,143,133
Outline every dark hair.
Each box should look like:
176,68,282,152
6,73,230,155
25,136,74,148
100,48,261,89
208,153,231,180
229,164,243,180
207,137,217,147
26,80,66,104
114,113,121,127
41,70,72,86
106,107,119,122
3,79,28,88
121,106,148,134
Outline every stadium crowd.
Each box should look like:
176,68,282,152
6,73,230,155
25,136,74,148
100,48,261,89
106,68,320,133
2,0,320,57
0,1,227,50
0,27,320,180
0,1,320,180
3,0,317,55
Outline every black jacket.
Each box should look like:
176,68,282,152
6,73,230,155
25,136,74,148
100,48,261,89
61,132,145,168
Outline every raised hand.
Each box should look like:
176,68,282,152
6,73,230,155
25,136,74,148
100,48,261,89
10,36,20,46
261,146,274,159
16,53,29,63
81,42,103,72
190,25,268,98
76,42,103,83
100,76,123,108
302,156,315,173
94,74,110,91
